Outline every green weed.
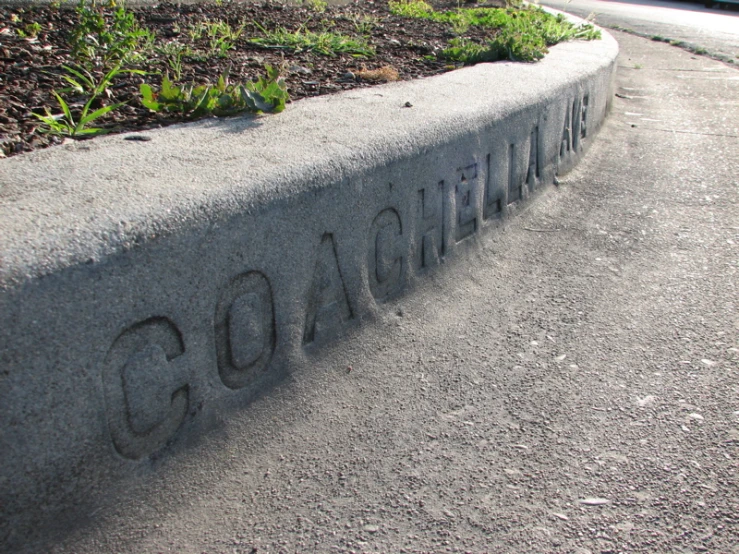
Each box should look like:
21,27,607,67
16,22,42,38
537,13,600,44
450,18,470,36
187,18,246,58
250,24,375,57
140,65,289,119
154,42,194,81
305,0,328,13
349,14,380,36
188,19,244,41
34,64,144,137
388,0,435,18
390,1,600,64
71,0,154,67
441,32,547,63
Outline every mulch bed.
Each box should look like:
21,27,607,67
0,0,507,158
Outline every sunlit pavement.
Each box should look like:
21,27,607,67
540,0,739,62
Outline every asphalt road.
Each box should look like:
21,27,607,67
19,27,739,554
541,0,739,63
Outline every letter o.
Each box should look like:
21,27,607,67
214,271,276,390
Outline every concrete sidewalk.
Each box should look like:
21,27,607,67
4,29,737,554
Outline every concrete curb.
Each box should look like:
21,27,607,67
0,21,618,547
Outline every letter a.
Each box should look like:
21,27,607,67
303,233,353,344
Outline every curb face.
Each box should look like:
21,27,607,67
0,26,618,546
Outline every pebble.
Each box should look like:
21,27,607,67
688,413,704,421
701,359,717,367
289,65,312,75
579,497,610,506
636,395,656,407
363,524,379,533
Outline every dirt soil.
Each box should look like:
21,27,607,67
0,0,509,158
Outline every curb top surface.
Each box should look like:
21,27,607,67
0,29,618,286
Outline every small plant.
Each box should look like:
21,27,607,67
188,18,246,58
56,64,112,95
189,19,245,42
250,23,375,57
154,41,193,81
318,18,337,31
305,0,328,13
34,64,144,137
391,1,600,64
349,14,380,36
442,23,550,64
441,38,497,63
537,14,600,44
16,22,43,38
450,18,470,36
388,0,435,19
208,20,245,41
140,65,289,119
210,35,234,58
187,21,205,41
71,0,154,67
245,64,290,113
33,91,116,137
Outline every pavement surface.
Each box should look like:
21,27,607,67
540,0,739,64
27,30,738,554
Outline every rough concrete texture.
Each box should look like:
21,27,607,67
30,31,735,554
0,25,617,549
